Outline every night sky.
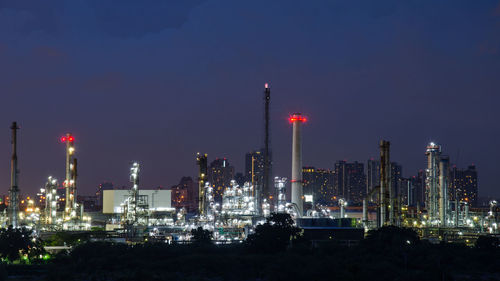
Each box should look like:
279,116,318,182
0,0,499,198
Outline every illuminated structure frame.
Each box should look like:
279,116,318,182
61,133,77,219
45,176,59,225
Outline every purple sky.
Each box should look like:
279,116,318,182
0,0,499,198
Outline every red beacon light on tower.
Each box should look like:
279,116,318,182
289,113,307,123
60,135,75,143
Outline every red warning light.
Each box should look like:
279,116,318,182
61,137,67,142
68,136,74,142
289,114,307,123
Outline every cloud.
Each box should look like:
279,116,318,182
85,0,206,37
0,0,64,34
32,45,67,58
0,0,205,37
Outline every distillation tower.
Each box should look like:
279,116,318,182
290,113,307,216
275,177,287,213
262,83,272,204
44,177,59,225
61,133,77,219
425,142,441,224
125,162,140,224
8,122,20,228
379,140,391,227
197,153,208,215
439,156,450,227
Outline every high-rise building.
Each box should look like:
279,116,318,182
302,167,335,205
96,182,114,208
245,150,264,187
399,178,413,206
335,161,366,204
208,158,235,202
171,176,197,212
391,162,403,198
411,170,426,207
450,165,478,207
234,172,246,187
366,159,380,194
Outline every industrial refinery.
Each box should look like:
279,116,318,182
0,83,496,248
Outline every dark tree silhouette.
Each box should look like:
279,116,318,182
191,227,213,244
475,235,499,250
363,226,420,250
245,213,302,253
0,226,44,263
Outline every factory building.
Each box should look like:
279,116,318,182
102,189,172,214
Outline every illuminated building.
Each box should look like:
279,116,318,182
234,172,246,187
245,150,264,189
302,167,335,205
450,165,478,207
170,176,197,212
366,159,380,194
391,162,403,198
399,177,413,206
334,161,366,204
411,170,426,207
96,182,114,208
208,158,234,202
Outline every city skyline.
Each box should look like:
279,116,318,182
0,0,499,198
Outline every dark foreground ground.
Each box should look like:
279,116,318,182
1,223,498,281
3,239,498,281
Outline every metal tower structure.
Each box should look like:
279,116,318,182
197,153,208,215
290,113,307,216
44,176,59,225
8,122,20,228
61,133,77,219
127,162,140,224
274,177,287,213
425,142,441,224
263,83,272,203
379,140,391,227
439,156,450,227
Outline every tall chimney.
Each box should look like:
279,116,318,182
263,83,272,204
9,122,20,228
379,140,391,227
197,153,208,215
290,113,306,216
